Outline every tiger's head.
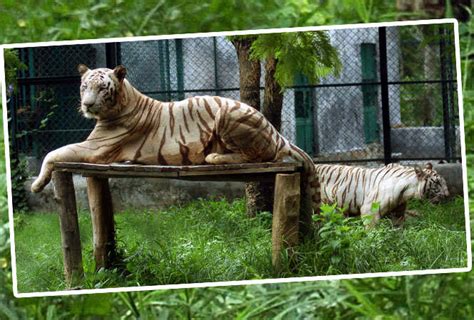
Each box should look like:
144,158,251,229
415,163,450,204
77,64,127,120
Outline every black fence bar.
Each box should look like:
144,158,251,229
378,27,392,165
439,25,454,162
105,43,121,69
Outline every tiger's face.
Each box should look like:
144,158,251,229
415,164,450,204
78,64,127,119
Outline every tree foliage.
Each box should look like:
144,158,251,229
249,31,341,88
3,49,26,94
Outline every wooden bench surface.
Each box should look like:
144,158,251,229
53,162,303,181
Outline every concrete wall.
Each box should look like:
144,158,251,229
391,127,461,159
25,176,245,213
432,163,464,197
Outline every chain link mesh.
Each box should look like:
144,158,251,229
11,24,460,163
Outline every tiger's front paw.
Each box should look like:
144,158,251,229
405,210,419,217
205,153,220,164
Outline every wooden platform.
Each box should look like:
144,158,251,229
51,161,311,287
54,161,302,181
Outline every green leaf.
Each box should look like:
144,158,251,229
250,31,341,88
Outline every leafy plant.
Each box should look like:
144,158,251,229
313,203,364,266
3,49,26,98
9,156,28,212
3,50,30,212
249,31,341,88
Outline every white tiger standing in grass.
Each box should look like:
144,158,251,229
315,162,450,227
30,65,320,217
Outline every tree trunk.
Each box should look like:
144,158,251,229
231,37,273,216
232,37,261,108
262,57,284,132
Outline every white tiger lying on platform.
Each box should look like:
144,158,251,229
31,65,319,215
315,163,449,227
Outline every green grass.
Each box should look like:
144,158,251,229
13,197,467,293
14,199,273,292
284,197,468,276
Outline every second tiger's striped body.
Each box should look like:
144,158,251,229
315,163,449,226
31,65,319,215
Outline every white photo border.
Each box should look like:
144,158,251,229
1,18,471,298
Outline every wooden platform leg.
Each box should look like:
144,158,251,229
52,171,83,287
272,173,300,273
86,177,116,270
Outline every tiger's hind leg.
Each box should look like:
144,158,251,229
360,202,381,229
389,203,407,228
205,153,247,165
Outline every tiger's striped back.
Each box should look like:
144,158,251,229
315,163,449,217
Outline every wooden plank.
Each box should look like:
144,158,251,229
54,161,302,180
272,173,300,273
177,166,299,177
178,173,277,183
75,169,178,178
55,161,302,173
108,163,181,172
174,162,301,172
55,163,110,171
52,171,83,287
78,173,277,183
87,177,116,270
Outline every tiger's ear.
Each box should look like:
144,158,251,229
77,64,90,76
425,162,433,170
113,65,127,82
414,165,426,180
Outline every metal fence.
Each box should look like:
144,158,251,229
9,23,460,165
